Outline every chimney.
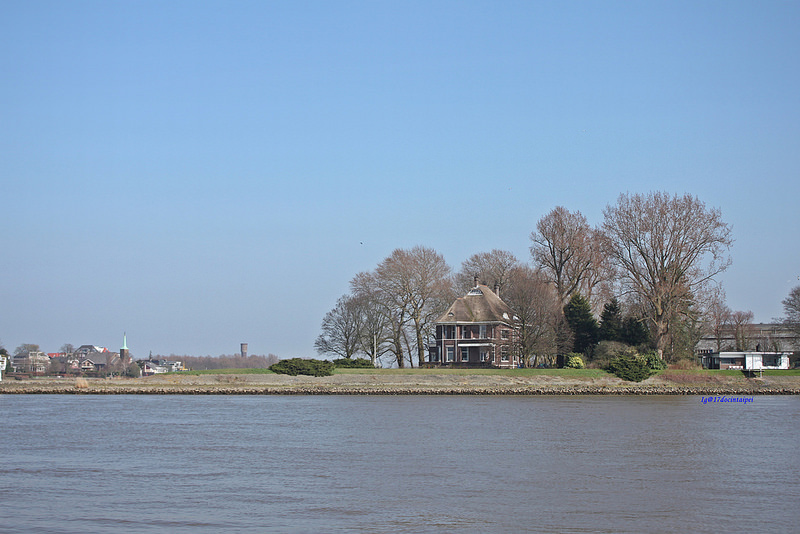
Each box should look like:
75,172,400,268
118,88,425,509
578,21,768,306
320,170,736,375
474,275,479,287
494,282,500,298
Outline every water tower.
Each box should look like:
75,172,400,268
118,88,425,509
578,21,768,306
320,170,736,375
240,343,248,358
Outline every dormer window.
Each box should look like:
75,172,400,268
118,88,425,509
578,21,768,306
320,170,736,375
467,288,483,296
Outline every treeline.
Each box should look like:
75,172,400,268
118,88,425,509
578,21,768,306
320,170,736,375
159,354,280,370
316,191,752,368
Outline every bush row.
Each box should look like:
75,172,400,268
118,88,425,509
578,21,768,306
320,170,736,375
332,358,375,368
269,357,375,376
269,358,334,377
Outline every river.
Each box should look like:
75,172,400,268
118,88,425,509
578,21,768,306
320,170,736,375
1,395,798,533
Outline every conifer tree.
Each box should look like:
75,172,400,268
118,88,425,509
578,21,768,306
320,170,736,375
564,293,599,354
599,298,623,342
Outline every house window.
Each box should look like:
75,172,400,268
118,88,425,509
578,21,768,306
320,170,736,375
479,325,487,338
501,329,510,340
445,326,455,339
462,327,471,339
480,349,488,362
461,347,469,362
501,347,509,361
446,347,454,362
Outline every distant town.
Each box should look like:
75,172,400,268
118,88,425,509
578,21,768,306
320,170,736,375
0,337,280,379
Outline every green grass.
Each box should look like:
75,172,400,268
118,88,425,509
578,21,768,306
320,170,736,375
172,367,800,378
662,369,744,377
758,369,800,376
179,368,276,375
663,368,800,377
332,367,610,377
179,367,609,377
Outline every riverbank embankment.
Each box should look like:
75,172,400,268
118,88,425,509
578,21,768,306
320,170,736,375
2,370,799,395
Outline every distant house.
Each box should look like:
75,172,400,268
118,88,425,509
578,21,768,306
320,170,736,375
74,345,111,356
11,351,50,374
161,361,185,372
140,361,168,375
700,352,791,370
80,358,103,372
695,323,800,354
72,345,122,373
427,282,520,368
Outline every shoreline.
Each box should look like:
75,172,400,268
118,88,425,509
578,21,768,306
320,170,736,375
2,371,799,395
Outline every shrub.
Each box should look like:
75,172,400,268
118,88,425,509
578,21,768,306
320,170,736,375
333,358,375,368
592,340,630,367
269,358,334,377
564,354,585,369
669,357,702,370
641,351,667,371
606,354,654,382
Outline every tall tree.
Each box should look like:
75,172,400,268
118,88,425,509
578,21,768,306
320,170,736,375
503,266,564,367
730,310,755,351
14,344,40,356
577,228,618,316
530,206,598,308
706,287,732,351
620,316,650,346
598,298,623,342
602,192,733,358
781,286,800,337
315,295,364,359
456,250,520,295
351,270,410,368
563,293,599,355
354,292,391,367
353,247,452,367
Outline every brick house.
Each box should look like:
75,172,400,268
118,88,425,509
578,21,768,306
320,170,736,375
427,282,520,368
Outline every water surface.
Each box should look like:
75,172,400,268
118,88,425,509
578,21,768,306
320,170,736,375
1,395,798,533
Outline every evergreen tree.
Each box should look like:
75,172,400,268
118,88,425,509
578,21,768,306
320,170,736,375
598,298,623,342
621,316,649,346
564,293,599,354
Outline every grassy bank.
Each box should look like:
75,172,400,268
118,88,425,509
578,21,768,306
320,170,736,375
169,367,800,378
4,367,800,395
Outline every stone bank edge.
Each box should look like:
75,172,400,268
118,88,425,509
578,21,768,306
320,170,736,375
2,385,799,395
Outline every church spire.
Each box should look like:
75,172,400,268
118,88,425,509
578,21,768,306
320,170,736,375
122,332,128,351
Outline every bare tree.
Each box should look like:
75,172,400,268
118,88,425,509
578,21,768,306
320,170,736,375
781,286,800,337
602,192,733,358
730,310,755,351
455,250,520,295
706,287,732,352
530,207,598,308
503,266,565,367
315,294,364,359
577,228,617,316
354,292,391,367
351,270,410,368
372,246,452,367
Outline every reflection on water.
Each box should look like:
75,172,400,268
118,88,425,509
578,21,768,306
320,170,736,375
1,395,798,533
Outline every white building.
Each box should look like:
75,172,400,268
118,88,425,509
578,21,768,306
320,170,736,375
700,352,791,370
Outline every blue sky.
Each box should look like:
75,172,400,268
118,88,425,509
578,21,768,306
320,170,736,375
2,1,798,358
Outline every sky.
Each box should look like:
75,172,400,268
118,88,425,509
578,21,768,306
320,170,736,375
2,1,798,358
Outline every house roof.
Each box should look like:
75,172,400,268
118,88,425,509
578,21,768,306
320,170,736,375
436,284,517,324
